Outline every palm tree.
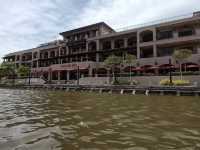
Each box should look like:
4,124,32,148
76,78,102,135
123,54,136,83
104,55,122,84
172,49,192,80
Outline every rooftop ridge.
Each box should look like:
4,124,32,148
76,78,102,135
115,12,194,32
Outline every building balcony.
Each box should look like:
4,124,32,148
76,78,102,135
156,34,200,46
100,46,136,52
138,53,200,66
67,39,86,46
139,34,200,47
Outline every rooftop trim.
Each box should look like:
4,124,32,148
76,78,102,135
88,12,200,40
60,22,115,36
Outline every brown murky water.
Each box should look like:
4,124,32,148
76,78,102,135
0,89,200,150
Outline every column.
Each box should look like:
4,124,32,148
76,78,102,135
58,71,60,82
153,28,156,42
66,46,69,55
96,30,99,36
137,31,140,59
85,33,88,39
48,71,51,81
96,40,100,62
111,40,115,49
48,51,50,58
31,52,34,60
86,42,89,52
75,35,77,41
19,55,22,66
96,40,100,51
96,54,100,62
107,69,110,84
58,47,61,57
67,71,70,81
153,28,157,58
36,61,39,68
38,51,40,59
194,25,200,35
173,28,178,38
124,38,128,48
153,45,157,57
88,67,93,77
197,45,200,54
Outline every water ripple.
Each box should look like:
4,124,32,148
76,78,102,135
0,89,200,150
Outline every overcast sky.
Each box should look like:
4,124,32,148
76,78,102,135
0,0,200,59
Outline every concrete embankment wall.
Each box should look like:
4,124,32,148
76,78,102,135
79,76,200,86
1,78,45,85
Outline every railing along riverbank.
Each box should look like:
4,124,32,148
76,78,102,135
0,84,200,97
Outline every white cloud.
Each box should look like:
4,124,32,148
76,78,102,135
71,0,200,30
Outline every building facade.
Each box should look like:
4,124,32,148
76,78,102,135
3,12,200,82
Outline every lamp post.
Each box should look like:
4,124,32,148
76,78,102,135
169,58,173,85
77,65,79,86
28,68,31,85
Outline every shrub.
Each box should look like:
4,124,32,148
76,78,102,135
160,79,172,86
160,79,190,86
173,80,190,86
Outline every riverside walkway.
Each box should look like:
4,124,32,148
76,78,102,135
17,84,200,96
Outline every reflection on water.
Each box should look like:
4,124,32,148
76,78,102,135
0,89,200,150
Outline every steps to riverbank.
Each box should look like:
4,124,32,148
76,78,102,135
1,84,200,97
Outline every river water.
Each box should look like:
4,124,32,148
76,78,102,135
0,89,200,150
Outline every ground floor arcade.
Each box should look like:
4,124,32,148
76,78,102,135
31,61,200,83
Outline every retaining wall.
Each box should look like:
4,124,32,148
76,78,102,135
79,76,200,86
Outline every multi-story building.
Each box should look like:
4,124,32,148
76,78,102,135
3,11,200,82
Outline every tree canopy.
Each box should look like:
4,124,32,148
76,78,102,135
0,63,16,78
17,65,30,77
104,55,123,68
172,49,192,80
123,54,136,65
173,49,192,62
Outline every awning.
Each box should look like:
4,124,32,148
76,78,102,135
141,65,157,70
185,65,200,68
159,64,176,69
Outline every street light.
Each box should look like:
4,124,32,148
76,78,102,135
77,65,80,86
28,68,31,85
169,58,173,85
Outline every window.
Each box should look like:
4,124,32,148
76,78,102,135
157,47,174,57
157,30,173,40
140,47,154,58
178,28,194,37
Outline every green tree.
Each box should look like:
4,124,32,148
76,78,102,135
123,54,136,83
104,55,123,84
0,63,16,84
172,49,192,80
17,65,30,77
